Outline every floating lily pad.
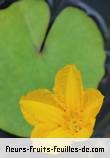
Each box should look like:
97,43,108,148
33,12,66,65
0,0,105,136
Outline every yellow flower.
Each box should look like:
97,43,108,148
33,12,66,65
20,65,104,138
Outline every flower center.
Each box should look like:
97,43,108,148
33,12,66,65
68,118,82,133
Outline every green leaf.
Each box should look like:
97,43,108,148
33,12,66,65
0,0,105,136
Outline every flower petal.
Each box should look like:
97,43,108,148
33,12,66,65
32,126,72,138
71,119,95,138
72,127,93,138
54,65,83,112
20,99,65,126
31,123,58,138
82,89,104,119
22,89,65,111
47,127,73,138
